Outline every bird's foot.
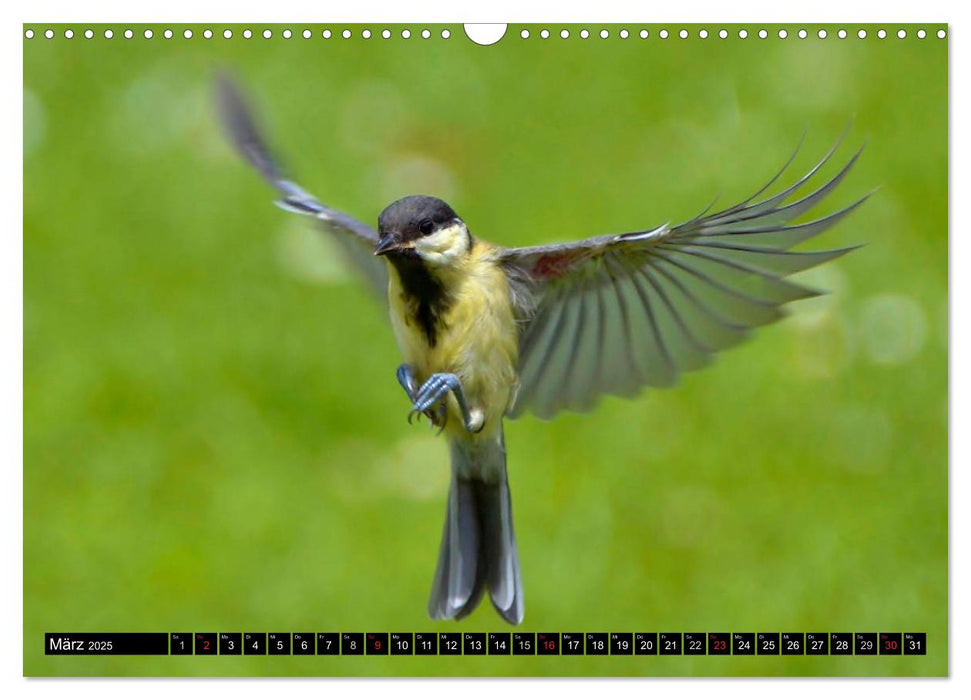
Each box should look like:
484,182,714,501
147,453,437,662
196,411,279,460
408,373,482,433
399,364,444,428
396,364,418,400
409,373,462,418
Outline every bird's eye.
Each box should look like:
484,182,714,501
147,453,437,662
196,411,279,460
418,219,435,235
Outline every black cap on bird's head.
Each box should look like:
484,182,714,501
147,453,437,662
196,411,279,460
374,195,461,256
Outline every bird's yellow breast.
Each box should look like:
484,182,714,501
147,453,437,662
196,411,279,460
388,243,518,437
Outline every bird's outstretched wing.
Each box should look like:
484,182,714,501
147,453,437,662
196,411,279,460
499,141,867,420
215,76,387,296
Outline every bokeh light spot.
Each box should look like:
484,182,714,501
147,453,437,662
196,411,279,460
859,294,927,366
23,88,46,157
381,155,459,205
788,312,853,379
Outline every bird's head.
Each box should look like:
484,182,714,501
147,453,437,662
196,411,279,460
374,195,472,267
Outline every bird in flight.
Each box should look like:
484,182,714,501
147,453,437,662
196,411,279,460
217,77,865,625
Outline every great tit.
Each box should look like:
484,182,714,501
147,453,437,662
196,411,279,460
217,77,864,625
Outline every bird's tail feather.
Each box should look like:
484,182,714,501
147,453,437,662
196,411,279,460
428,431,524,624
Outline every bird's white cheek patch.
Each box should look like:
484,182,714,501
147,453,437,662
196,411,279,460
415,224,469,266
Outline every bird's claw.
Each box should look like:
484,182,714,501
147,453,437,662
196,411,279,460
396,364,418,400
407,372,462,427
411,373,462,414
399,367,471,433
433,404,448,434
399,363,431,424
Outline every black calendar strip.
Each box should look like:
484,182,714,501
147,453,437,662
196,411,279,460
45,633,169,655
46,632,926,656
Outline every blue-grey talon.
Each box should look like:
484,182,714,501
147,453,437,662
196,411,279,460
396,364,419,401
407,372,478,434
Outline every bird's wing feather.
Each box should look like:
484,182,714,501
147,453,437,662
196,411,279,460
500,141,867,420
216,76,387,297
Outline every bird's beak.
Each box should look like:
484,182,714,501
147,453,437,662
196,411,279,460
374,233,398,256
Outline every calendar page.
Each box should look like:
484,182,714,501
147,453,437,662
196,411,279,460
23,20,947,677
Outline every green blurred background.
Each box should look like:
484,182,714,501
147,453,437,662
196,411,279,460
23,23,947,676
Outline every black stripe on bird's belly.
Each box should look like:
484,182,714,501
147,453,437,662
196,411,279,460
392,257,452,347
